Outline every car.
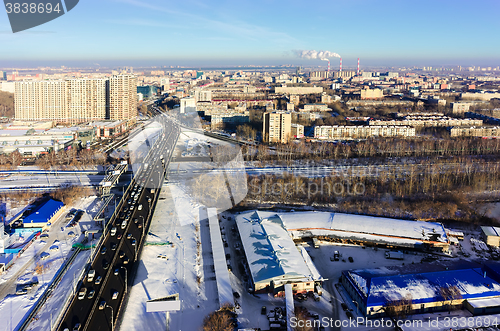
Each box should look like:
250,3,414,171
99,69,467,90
137,223,143,229
129,205,134,210
101,246,107,255
41,252,50,260
123,256,130,264
112,291,119,300
121,221,127,229
114,268,119,276
87,289,95,299
233,291,240,298
117,234,122,240
73,323,81,331
346,311,354,319
76,210,84,216
50,245,59,251
131,239,136,246
138,204,143,211
261,306,266,315
103,261,110,270
16,289,28,295
341,303,349,311
110,227,117,236
95,276,102,285
78,288,87,300
87,270,96,282
98,301,106,310
348,256,354,263
111,243,117,251
40,233,49,239
119,250,126,258
126,233,132,239
133,218,138,224
127,199,132,204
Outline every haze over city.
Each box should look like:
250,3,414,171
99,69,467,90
1,0,500,67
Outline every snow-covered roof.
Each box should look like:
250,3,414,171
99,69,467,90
274,211,448,244
207,208,233,308
235,211,322,286
345,267,500,307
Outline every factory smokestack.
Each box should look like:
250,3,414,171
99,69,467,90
357,58,360,75
328,60,330,74
340,58,342,72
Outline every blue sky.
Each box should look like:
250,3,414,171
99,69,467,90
0,0,499,67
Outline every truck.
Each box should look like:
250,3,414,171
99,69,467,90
385,251,404,260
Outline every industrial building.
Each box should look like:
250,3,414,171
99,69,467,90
21,199,64,229
481,226,500,247
342,263,500,318
314,125,416,139
235,211,323,296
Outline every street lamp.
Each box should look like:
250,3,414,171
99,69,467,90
105,304,114,331
139,215,145,240
121,266,128,294
352,300,359,316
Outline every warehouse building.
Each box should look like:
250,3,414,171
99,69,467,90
22,199,64,229
342,263,500,318
235,211,323,296
251,211,450,252
481,226,500,247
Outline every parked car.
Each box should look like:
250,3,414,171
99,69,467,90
99,301,106,310
348,256,354,263
261,306,267,315
233,291,240,298
112,291,119,300
87,289,95,299
95,276,102,285
110,227,117,236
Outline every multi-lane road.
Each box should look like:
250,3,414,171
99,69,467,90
57,113,180,331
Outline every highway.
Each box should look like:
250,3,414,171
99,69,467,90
56,112,180,331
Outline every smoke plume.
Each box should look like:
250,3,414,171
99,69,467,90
296,50,341,60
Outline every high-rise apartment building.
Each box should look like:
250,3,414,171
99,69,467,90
15,75,136,123
68,79,108,123
1,71,6,80
15,80,69,122
109,75,137,121
263,112,291,143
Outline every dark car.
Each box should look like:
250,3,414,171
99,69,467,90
233,291,240,298
341,303,349,311
103,261,109,270
348,256,354,263
111,243,117,251
261,306,266,315
101,247,107,255
119,250,126,258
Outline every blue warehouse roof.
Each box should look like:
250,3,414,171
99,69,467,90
346,266,500,308
23,199,64,225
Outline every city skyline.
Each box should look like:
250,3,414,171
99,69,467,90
1,0,500,67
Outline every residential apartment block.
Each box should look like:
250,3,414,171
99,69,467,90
314,125,415,139
450,126,500,137
15,75,136,123
263,112,292,143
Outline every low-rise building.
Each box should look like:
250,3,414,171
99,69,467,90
291,123,304,138
450,126,500,137
92,120,128,139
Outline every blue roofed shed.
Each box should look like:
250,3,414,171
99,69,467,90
23,199,64,228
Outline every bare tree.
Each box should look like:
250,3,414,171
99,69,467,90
203,304,235,331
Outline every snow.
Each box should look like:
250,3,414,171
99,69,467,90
117,180,219,331
235,211,322,286
207,207,233,307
